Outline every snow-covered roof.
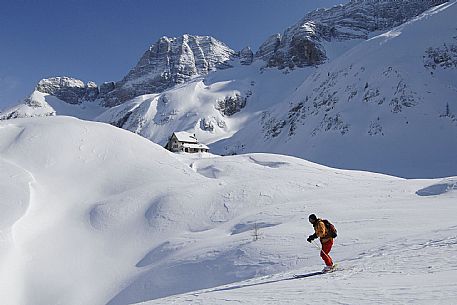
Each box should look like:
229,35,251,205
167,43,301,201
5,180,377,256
182,143,209,150
174,131,198,143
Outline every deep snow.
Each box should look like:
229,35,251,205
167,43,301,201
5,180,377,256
1,117,456,305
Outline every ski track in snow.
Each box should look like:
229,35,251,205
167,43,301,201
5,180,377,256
143,228,457,305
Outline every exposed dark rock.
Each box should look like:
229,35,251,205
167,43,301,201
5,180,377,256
240,47,254,65
257,0,448,69
99,82,116,95
424,40,457,70
36,77,99,104
101,34,237,107
261,111,287,139
215,94,247,116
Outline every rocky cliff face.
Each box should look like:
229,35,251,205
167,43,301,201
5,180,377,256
257,0,448,69
101,34,237,107
19,35,238,109
239,47,254,65
36,77,98,104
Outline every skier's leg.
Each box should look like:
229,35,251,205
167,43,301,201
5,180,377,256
320,239,333,266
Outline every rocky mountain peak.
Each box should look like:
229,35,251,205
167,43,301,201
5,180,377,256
36,77,99,104
100,34,237,107
257,0,448,69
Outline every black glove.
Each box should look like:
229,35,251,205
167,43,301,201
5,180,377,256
307,235,313,243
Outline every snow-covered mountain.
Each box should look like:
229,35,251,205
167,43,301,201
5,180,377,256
2,2,457,304
0,34,237,116
101,34,237,107
1,116,456,305
1,0,456,178
214,1,457,178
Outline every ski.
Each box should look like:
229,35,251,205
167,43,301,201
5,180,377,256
293,271,324,278
294,263,340,278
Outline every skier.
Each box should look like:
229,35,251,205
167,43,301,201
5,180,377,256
307,214,336,271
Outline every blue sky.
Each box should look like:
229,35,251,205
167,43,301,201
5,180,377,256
0,0,345,110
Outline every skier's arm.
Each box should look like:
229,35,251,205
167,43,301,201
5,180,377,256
307,233,317,242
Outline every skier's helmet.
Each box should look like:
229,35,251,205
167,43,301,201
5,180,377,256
308,214,317,223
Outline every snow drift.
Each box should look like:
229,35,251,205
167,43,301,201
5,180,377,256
1,116,456,305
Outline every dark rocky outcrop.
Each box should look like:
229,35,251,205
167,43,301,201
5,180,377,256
36,77,99,104
240,47,254,65
100,34,237,107
215,94,247,117
257,0,448,69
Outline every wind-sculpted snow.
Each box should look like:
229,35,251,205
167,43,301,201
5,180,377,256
0,117,456,305
0,157,34,231
143,229,457,305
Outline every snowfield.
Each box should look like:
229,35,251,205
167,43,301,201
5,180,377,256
0,117,456,305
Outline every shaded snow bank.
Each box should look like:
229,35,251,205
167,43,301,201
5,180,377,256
416,178,457,196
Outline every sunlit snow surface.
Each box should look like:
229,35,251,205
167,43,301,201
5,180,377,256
1,117,456,305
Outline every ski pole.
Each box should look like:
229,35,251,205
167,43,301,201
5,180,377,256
311,240,321,250
311,240,333,262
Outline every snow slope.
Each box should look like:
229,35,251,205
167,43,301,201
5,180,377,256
0,91,56,120
95,60,310,146
0,90,107,121
1,117,456,304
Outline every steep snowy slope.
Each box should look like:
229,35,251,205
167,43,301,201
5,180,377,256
95,61,310,146
0,80,109,121
0,91,56,120
1,117,456,305
213,1,457,178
